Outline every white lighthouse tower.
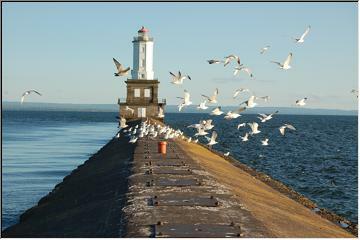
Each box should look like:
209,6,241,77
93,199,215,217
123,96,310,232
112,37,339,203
118,26,165,121
131,26,154,80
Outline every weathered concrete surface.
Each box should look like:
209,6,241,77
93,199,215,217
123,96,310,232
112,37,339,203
122,138,272,237
175,139,355,238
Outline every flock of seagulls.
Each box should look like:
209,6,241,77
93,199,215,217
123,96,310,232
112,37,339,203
161,25,320,154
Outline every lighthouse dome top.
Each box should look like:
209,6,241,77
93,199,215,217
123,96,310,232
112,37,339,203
138,26,149,33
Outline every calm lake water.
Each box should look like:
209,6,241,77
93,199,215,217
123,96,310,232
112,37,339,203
2,110,358,230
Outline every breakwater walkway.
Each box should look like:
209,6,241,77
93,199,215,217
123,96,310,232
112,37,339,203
2,120,355,237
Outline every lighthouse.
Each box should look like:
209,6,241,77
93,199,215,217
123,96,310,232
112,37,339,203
118,27,166,121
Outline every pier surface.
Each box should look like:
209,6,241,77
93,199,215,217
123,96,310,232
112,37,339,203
2,121,355,237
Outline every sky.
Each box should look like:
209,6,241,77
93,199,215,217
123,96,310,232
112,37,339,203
2,2,358,110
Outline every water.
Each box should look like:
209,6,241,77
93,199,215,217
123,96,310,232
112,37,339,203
2,111,358,231
2,110,118,230
166,113,358,223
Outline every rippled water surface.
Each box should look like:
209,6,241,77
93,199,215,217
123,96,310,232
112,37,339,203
2,111,118,230
2,111,358,231
166,113,358,223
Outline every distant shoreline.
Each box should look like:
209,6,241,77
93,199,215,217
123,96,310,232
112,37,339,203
2,101,357,116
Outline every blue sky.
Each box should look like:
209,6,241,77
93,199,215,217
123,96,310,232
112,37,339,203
2,3,358,110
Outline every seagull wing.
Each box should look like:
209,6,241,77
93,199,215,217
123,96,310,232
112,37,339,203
211,131,218,142
285,124,296,130
20,95,26,103
30,90,42,96
184,91,191,103
283,53,292,67
271,61,282,67
279,126,285,135
113,58,123,71
201,94,211,101
234,106,246,114
169,71,176,77
300,25,311,40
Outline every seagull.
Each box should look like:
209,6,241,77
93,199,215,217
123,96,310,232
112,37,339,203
197,100,209,110
129,136,138,144
296,97,307,106
294,25,311,43
203,119,215,130
234,66,253,78
224,152,230,156
261,138,269,146
240,95,257,108
210,106,224,116
224,107,246,120
260,45,270,54
202,88,219,104
256,96,270,102
237,123,246,129
194,127,209,137
187,137,192,143
233,88,250,99
241,132,249,142
271,53,292,70
248,122,261,135
21,90,42,104
224,54,241,67
158,106,165,118
113,58,130,76
170,71,191,85
351,89,358,98
177,90,192,111
120,117,128,129
279,124,296,136
207,59,223,64
257,111,279,122
125,106,135,115
193,139,199,143
206,131,218,146
115,132,120,139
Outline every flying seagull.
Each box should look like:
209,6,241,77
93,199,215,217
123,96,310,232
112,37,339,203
248,122,261,135
234,66,254,78
177,90,192,111
21,90,42,104
294,25,311,43
197,100,209,110
210,106,224,116
257,111,279,123
296,97,307,106
206,131,218,146
261,138,269,146
233,88,250,99
224,107,246,120
207,59,223,64
271,53,293,70
279,124,296,136
241,132,249,142
202,88,219,104
224,54,241,67
113,58,130,76
224,152,230,156
170,71,191,85
260,45,270,54
240,95,258,109
237,123,246,129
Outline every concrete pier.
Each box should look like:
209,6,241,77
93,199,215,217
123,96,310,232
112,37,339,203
2,120,356,237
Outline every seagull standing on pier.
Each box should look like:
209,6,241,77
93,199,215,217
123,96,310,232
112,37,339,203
113,58,130,76
120,117,128,129
158,106,165,118
21,90,42,104
271,53,293,70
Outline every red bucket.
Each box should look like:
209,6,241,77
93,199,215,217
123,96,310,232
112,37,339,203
158,141,167,154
